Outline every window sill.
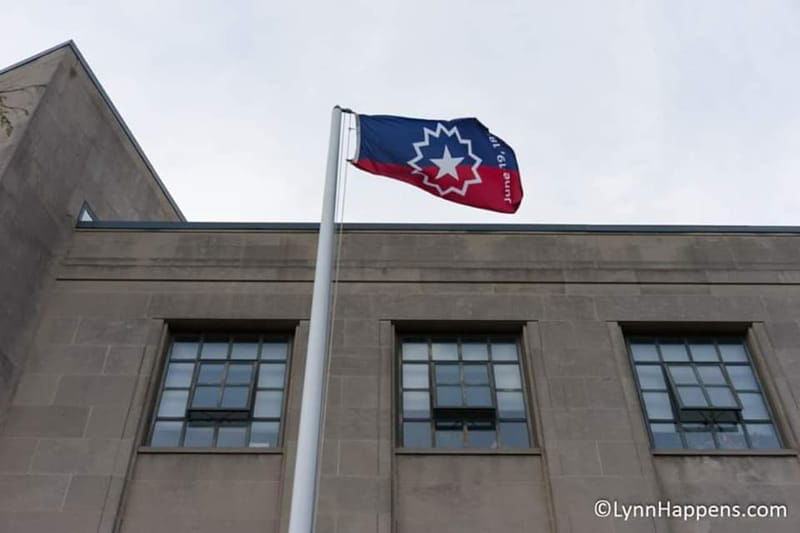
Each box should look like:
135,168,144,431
652,448,797,457
395,447,542,456
138,446,283,455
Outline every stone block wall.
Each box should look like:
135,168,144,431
1,228,800,532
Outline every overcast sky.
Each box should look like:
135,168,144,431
3,1,799,224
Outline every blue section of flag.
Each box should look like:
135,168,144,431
355,115,519,171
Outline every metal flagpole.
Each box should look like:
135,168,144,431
287,105,343,533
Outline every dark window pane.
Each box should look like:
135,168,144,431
221,387,250,409
435,365,460,385
727,365,758,390
403,391,430,418
716,423,747,449
491,342,518,361
684,424,715,449
217,425,247,447
660,341,689,362
158,390,188,417
636,365,666,390
250,422,279,448
463,365,489,385
258,364,286,388
402,364,429,389
398,336,530,450
696,366,725,385
465,386,492,407
643,392,673,419
170,340,199,360
493,364,521,389
157,332,292,450
402,341,428,361
499,422,529,448
630,342,658,362
740,393,769,420
435,422,463,448
462,340,489,361
164,363,194,388
201,339,229,359
403,422,431,447
627,336,775,451
497,391,525,418
431,341,458,361
436,386,462,407
677,386,707,408
466,422,496,448
650,423,682,448
226,364,254,385
707,387,738,408
184,424,214,447
231,341,259,360
689,342,718,362
192,386,220,408
668,366,698,385
254,391,283,418
746,424,780,449
151,421,183,447
197,364,225,384
261,342,288,360
718,342,748,362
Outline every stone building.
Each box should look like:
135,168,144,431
1,42,799,532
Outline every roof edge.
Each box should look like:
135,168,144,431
1,41,186,221
75,220,800,234
0,40,73,77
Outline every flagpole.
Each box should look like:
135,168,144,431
287,105,343,533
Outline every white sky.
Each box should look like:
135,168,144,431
2,1,799,224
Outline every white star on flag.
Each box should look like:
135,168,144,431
430,146,464,181
406,123,483,197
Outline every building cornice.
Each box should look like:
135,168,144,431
75,220,800,234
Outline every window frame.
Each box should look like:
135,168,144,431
396,334,533,450
662,362,742,423
147,333,293,449
627,335,782,450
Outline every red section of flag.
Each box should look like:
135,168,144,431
352,160,522,214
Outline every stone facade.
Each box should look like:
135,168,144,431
0,42,182,425
2,44,800,533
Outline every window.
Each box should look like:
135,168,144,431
399,336,532,449
78,202,96,222
149,334,291,448
628,335,781,450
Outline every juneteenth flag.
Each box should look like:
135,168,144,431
351,114,523,213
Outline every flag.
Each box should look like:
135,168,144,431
351,114,523,213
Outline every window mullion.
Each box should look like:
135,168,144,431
693,365,715,409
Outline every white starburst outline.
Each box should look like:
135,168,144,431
407,123,482,197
